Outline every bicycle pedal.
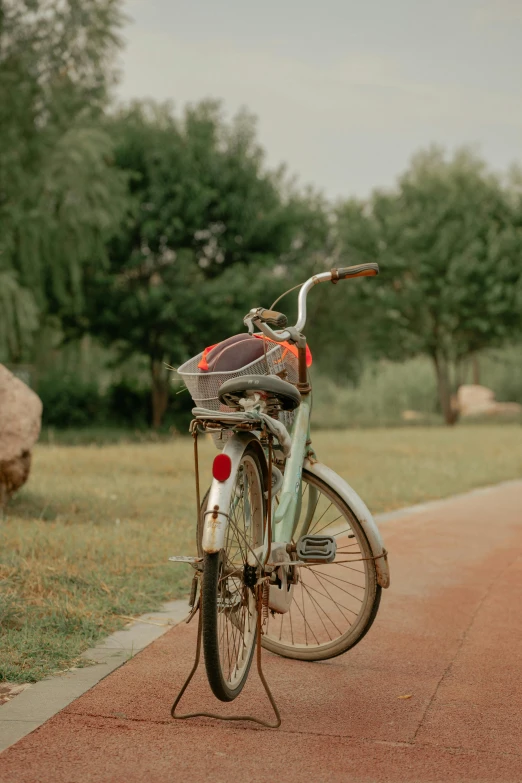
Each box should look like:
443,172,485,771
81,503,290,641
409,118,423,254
168,556,203,568
169,556,202,562
296,535,337,563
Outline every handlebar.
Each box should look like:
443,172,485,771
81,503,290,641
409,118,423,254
244,263,379,344
249,308,288,329
332,263,379,281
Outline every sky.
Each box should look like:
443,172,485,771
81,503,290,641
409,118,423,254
117,0,522,199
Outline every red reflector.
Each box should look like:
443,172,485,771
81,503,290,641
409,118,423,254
212,453,232,482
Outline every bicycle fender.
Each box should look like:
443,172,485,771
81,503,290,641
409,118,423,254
303,459,390,588
202,431,267,554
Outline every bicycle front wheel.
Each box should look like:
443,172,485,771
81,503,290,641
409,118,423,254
201,446,265,701
262,468,381,661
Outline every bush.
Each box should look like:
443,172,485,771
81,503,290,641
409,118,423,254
311,357,440,429
105,381,150,428
38,374,106,428
481,345,522,404
106,379,194,431
312,345,522,429
38,374,195,432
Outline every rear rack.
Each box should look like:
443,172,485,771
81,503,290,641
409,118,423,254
191,407,292,457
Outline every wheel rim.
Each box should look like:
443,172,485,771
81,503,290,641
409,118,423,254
263,472,373,653
216,455,263,688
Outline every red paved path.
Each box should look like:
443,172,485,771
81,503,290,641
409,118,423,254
1,482,522,783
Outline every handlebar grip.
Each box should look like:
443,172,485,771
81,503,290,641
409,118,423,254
255,308,288,328
331,263,379,281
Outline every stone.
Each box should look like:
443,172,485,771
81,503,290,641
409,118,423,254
401,410,424,422
0,364,42,505
457,384,522,418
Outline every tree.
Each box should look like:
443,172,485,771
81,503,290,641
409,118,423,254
249,189,374,385
70,101,305,427
336,148,522,424
0,0,127,361
0,271,39,361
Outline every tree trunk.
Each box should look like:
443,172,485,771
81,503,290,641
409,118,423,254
151,358,169,429
432,354,458,426
472,354,480,385
454,358,463,389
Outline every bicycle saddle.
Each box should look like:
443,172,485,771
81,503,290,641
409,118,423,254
218,375,301,411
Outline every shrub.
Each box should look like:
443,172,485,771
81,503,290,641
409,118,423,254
38,374,194,431
105,381,150,427
38,374,106,428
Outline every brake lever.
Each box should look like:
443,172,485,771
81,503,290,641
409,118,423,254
243,311,256,335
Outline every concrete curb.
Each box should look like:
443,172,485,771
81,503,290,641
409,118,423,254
0,600,189,753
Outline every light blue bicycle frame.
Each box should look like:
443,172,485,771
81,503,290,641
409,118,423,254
272,393,312,545
197,266,390,587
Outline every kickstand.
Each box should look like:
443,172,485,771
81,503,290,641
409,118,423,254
170,589,281,728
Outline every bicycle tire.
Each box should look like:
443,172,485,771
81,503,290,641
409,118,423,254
201,446,264,701
261,469,381,661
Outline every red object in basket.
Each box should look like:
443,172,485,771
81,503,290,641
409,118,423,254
197,334,312,371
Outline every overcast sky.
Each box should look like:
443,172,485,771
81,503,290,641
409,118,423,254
117,0,522,199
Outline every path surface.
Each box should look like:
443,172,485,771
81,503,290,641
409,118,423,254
1,482,522,783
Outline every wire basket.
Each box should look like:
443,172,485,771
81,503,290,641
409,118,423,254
176,341,299,429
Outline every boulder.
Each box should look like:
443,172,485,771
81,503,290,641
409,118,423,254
401,409,424,422
0,364,42,506
457,384,522,418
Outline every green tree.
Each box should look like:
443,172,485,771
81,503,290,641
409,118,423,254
249,189,373,384
70,101,304,427
337,148,522,424
0,0,127,361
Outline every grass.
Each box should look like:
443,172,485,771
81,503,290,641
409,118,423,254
1,425,522,683
38,426,177,446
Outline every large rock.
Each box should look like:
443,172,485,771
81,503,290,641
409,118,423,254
401,409,425,422
0,364,42,506
457,384,522,418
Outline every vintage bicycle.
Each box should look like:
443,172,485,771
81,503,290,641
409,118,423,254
171,263,390,725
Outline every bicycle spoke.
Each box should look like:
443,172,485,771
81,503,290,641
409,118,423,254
289,603,295,645
300,582,337,639
292,588,320,645
308,500,333,534
310,513,345,537
302,579,357,620
307,568,365,590
308,569,362,609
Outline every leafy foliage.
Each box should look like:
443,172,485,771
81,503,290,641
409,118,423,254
70,101,316,425
0,271,39,360
337,148,522,422
2,4,522,428
0,0,127,360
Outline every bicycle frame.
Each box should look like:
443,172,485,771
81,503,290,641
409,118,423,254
200,405,390,587
272,390,311,544
199,405,311,564
200,262,389,585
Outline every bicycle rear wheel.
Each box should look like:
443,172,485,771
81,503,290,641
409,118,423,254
262,469,381,661
201,446,265,701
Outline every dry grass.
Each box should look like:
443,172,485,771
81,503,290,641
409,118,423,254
1,425,521,682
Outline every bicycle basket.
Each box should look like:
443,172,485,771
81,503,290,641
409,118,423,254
177,340,299,425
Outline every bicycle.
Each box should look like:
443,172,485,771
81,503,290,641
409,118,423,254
171,263,390,717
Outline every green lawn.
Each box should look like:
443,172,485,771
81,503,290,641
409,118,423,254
1,425,521,682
